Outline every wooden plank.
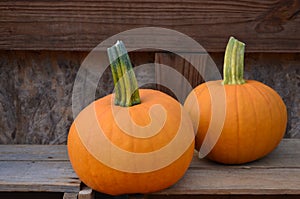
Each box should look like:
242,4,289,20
0,145,81,193
145,195,300,199
0,192,65,199
78,186,95,199
0,145,69,161
0,161,80,192
154,168,300,195
63,192,78,199
190,139,300,169
63,193,78,199
155,53,206,103
0,140,299,195
0,0,299,52
150,139,300,196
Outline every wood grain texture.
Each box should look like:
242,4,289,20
93,140,300,198
157,168,300,195
0,145,81,193
78,186,95,199
63,192,78,199
0,51,86,144
145,195,300,199
0,140,299,197
0,192,64,199
150,139,300,196
155,53,207,103
0,0,299,52
0,145,69,161
189,139,300,169
0,161,79,192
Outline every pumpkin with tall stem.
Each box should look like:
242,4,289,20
184,37,287,164
68,41,195,195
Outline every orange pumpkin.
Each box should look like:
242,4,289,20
184,37,287,164
68,41,195,195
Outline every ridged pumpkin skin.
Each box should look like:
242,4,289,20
68,89,195,195
184,80,287,164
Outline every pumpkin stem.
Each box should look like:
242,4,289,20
107,40,141,107
222,37,246,85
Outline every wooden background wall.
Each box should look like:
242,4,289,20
0,0,299,144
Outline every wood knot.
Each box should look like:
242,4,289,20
255,0,300,33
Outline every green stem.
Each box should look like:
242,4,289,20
107,40,141,107
222,37,246,85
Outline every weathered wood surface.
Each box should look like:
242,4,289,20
78,186,95,199
63,192,78,199
144,195,300,199
0,0,300,52
155,53,207,103
0,51,299,144
0,145,81,193
0,139,299,197
189,138,300,169
0,192,64,199
93,139,300,199
0,51,155,144
0,145,68,161
150,139,300,196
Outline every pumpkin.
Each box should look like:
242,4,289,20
184,37,287,164
68,41,195,195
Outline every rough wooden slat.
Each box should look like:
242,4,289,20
0,145,69,161
63,192,78,199
0,192,65,199
150,139,300,196
0,144,82,195
190,139,300,169
154,168,300,195
0,161,80,192
145,195,300,199
79,186,95,199
155,53,207,103
0,0,299,52
0,140,299,197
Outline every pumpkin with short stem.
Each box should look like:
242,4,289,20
68,41,195,195
184,37,287,164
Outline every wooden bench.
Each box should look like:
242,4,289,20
0,145,93,199
1,139,299,199
0,1,299,198
152,139,300,199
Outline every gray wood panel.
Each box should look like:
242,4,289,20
189,139,300,169
0,145,69,161
0,161,80,192
0,139,299,195
152,139,300,195
157,168,300,195
0,145,80,193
